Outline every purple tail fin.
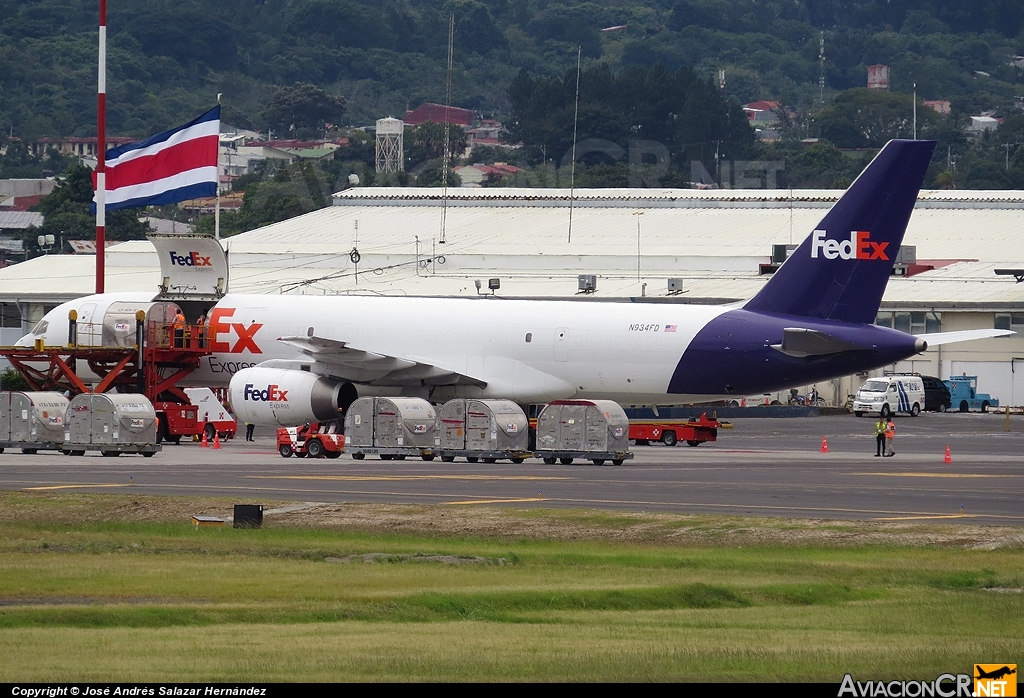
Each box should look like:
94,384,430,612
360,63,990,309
745,139,936,324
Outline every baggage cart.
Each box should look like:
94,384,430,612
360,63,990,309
344,396,436,460
435,398,531,463
64,393,161,457
534,399,633,465
0,391,70,453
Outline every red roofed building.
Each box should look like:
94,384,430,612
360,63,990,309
404,103,474,127
31,136,135,157
454,163,521,187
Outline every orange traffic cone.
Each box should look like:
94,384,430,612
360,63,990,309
820,436,829,453
740,398,746,407
201,430,208,448
943,445,952,463
213,432,221,450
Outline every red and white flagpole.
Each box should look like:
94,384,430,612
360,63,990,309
95,0,107,293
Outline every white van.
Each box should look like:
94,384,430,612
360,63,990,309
853,376,925,417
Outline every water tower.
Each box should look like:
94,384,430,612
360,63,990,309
375,117,404,173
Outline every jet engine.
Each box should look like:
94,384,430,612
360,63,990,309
229,367,345,427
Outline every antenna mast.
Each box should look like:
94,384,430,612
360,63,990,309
439,13,454,245
567,45,581,244
818,32,826,103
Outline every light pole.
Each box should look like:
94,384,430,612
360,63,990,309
37,234,55,255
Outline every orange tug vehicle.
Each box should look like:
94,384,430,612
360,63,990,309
277,422,344,459
628,412,720,447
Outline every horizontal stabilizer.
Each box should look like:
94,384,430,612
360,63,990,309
771,327,867,358
913,329,1014,347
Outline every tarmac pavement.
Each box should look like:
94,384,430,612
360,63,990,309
1,413,1021,525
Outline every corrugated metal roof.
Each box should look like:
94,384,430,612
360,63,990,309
334,186,1024,208
0,211,44,229
2,187,1023,308
2,252,1022,307
228,199,1024,264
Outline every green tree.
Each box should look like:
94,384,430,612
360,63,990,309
0,367,29,391
816,89,943,148
415,162,461,187
508,64,756,179
195,161,335,236
30,163,149,255
263,83,347,134
405,122,469,170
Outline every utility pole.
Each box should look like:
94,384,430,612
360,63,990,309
818,32,826,103
913,83,917,140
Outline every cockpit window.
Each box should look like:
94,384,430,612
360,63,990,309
31,320,48,336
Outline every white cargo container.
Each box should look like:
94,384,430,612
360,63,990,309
435,399,530,463
64,393,160,457
534,399,633,465
344,396,436,460
0,391,70,453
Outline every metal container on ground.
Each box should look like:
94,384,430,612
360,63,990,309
435,398,530,463
344,396,436,460
0,391,70,453
64,393,161,456
534,399,633,465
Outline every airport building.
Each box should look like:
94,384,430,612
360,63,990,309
1,187,1022,405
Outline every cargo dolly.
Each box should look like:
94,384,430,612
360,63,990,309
0,441,63,455
436,449,532,464
534,450,634,466
348,446,435,461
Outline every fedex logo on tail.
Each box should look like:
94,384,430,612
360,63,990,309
810,230,889,261
243,384,288,402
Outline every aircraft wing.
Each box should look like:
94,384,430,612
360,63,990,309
276,335,487,387
914,329,1014,346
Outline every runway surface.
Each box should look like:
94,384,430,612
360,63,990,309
2,413,1021,525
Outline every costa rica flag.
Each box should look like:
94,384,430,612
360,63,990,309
92,106,219,211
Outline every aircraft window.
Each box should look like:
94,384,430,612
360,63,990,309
526,333,532,343
31,320,48,336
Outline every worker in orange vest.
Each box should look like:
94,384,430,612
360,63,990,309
196,312,207,349
884,417,896,457
172,310,186,348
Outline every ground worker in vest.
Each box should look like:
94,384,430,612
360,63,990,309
874,417,887,457
196,312,207,349
172,310,186,348
884,416,896,457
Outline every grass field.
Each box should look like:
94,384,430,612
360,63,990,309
0,491,1021,682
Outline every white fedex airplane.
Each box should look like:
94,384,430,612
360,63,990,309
18,140,1010,425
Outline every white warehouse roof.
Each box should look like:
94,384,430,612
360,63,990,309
0,187,1021,308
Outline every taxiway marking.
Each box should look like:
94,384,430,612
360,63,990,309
24,484,133,491
873,514,978,521
447,497,546,505
852,472,1007,478
248,475,570,482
